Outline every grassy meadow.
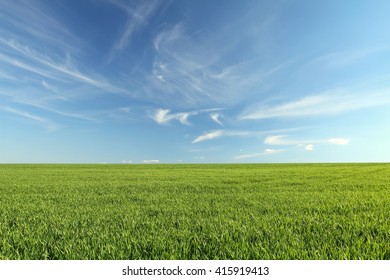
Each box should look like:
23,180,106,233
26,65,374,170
0,163,389,260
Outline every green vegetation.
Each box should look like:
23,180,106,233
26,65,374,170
0,163,389,259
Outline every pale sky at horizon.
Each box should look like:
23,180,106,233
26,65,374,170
1,0,390,163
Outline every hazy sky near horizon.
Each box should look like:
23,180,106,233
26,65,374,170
1,0,390,163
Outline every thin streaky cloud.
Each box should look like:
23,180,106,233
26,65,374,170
235,148,285,160
0,39,130,94
146,20,287,107
0,88,95,122
41,80,52,91
264,135,294,145
192,127,307,144
0,69,17,81
109,0,161,54
239,87,390,120
264,135,350,146
264,148,278,154
43,107,96,122
192,130,225,144
327,138,350,145
210,113,223,126
0,1,83,53
41,80,62,97
1,106,46,123
0,53,60,81
192,129,251,143
0,105,58,131
306,46,388,69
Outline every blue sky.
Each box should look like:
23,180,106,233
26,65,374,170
1,0,390,163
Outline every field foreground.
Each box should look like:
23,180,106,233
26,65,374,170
0,163,389,260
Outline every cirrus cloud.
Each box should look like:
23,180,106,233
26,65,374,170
239,87,390,120
327,138,350,145
264,135,350,146
235,148,285,160
150,108,222,125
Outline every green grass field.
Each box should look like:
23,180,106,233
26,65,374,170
0,163,389,260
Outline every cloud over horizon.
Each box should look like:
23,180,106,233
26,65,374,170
142,159,160,164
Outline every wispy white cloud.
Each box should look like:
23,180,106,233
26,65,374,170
41,80,64,98
150,108,221,125
0,1,82,52
151,109,173,124
1,106,46,123
235,148,284,159
0,86,96,122
305,144,314,151
239,87,390,120
240,93,338,120
154,109,190,125
306,47,387,69
264,135,294,145
327,138,350,145
0,39,129,94
192,130,225,144
0,52,59,81
42,80,53,91
264,135,350,146
0,105,58,131
109,0,161,56
264,148,279,154
144,19,287,107
210,113,223,126
192,127,305,144
0,69,17,81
